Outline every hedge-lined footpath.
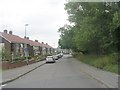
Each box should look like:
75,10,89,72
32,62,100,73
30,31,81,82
73,53,119,74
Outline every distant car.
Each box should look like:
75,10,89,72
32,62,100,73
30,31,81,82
60,53,63,57
46,56,55,63
57,53,63,58
53,55,58,60
57,54,61,58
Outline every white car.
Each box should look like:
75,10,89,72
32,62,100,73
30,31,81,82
53,55,58,60
60,53,63,57
46,56,55,63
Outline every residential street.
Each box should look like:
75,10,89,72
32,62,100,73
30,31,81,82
3,55,107,88
1,0,119,89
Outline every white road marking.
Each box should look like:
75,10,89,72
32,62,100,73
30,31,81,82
0,84,7,89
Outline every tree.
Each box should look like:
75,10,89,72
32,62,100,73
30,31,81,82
58,2,120,55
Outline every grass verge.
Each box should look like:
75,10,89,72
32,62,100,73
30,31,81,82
73,53,119,74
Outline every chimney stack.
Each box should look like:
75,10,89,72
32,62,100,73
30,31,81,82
27,37,29,39
9,31,12,35
24,36,27,39
4,30,7,34
35,40,38,42
42,42,44,44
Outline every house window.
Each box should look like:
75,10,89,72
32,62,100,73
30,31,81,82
20,44,24,57
33,46,39,55
21,44,23,48
16,43,20,57
24,44,29,57
11,43,14,52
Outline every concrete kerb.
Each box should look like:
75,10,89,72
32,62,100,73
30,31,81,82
0,62,45,85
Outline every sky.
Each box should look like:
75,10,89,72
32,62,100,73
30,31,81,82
0,0,69,48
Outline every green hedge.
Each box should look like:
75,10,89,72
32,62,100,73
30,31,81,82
14,57,26,61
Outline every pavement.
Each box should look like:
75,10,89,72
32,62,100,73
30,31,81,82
1,55,119,88
72,57,119,88
1,60,46,85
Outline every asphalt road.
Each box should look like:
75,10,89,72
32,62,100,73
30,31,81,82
3,55,107,88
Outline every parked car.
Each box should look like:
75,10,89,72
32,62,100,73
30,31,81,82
57,53,62,58
60,53,63,57
46,56,55,63
57,54,61,59
53,55,58,60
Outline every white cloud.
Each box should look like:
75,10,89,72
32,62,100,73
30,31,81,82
0,0,68,48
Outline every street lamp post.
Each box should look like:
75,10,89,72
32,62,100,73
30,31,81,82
25,24,28,38
24,24,29,64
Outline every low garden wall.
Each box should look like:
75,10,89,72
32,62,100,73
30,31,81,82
2,59,45,70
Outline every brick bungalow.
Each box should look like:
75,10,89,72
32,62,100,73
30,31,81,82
23,38,54,56
0,30,27,61
40,42,54,55
24,38,43,56
44,43,54,54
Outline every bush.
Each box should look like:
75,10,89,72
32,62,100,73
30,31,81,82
2,48,11,61
28,56,32,59
32,55,46,61
72,52,83,57
109,53,119,64
14,57,26,61
93,58,109,69
103,64,118,74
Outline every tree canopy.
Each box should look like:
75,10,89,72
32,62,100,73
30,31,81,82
58,2,120,55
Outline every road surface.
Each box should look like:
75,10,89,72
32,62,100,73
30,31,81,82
3,55,106,88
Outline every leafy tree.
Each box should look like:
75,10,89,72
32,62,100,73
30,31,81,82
58,2,120,55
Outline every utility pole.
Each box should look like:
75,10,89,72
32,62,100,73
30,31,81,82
25,24,28,38
24,24,29,64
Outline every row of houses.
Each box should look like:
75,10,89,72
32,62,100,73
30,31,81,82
0,30,55,61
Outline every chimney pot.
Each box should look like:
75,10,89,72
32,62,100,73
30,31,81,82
42,42,44,44
4,30,7,34
35,40,38,42
9,31,12,35
24,36,27,39
27,37,29,39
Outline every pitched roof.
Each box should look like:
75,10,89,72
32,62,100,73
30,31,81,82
45,44,53,48
0,31,53,48
0,32,25,43
24,39,43,47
